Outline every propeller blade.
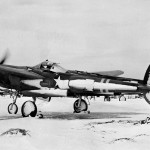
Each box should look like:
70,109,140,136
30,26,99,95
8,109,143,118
0,51,9,65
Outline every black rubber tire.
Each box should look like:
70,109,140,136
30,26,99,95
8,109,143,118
21,101,37,117
73,99,88,113
8,103,18,114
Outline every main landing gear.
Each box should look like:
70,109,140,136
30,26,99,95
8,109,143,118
21,100,37,117
73,98,90,114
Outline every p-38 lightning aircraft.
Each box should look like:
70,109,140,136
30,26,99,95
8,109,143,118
0,56,150,117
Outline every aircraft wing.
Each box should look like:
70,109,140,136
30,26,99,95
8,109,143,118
0,65,43,79
66,70,143,84
92,70,124,76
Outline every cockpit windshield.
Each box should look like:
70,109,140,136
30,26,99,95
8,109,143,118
50,63,67,73
38,60,67,73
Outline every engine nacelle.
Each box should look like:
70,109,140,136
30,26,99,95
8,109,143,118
143,92,150,105
22,89,68,97
69,79,94,91
69,79,137,91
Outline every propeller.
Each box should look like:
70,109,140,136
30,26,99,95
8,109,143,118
0,50,9,65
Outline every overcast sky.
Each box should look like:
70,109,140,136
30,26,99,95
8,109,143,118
0,0,150,79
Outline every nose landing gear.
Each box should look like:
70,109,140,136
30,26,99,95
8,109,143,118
8,94,18,114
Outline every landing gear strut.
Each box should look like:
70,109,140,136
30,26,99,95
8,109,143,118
8,93,18,114
73,99,88,113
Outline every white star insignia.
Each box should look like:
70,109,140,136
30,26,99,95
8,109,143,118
54,76,61,87
54,76,69,89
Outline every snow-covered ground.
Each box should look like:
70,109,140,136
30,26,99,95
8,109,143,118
0,96,150,150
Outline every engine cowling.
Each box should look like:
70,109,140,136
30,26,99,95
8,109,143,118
143,92,150,104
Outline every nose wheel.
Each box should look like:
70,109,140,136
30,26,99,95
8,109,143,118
73,99,88,113
8,93,18,114
8,103,18,114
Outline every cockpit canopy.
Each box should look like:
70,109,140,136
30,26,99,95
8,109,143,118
33,60,67,73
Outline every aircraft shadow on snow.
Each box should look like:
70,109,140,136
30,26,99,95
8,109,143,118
0,114,22,120
38,112,142,120
0,112,142,121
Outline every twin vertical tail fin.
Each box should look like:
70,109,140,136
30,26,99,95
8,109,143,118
143,65,150,85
